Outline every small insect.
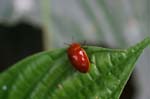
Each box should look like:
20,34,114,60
67,43,90,73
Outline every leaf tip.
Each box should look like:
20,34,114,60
128,37,150,53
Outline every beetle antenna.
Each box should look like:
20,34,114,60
81,40,87,46
64,42,70,45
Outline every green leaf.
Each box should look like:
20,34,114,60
0,37,150,99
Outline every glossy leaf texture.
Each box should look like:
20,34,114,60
0,37,150,99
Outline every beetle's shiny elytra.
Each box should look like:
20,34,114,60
67,43,90,73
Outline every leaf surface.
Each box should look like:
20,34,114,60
0,38,149,99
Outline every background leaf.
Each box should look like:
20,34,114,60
0,37,149,99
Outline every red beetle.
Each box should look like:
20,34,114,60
67,43,90,73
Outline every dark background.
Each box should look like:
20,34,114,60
0,22,43,71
